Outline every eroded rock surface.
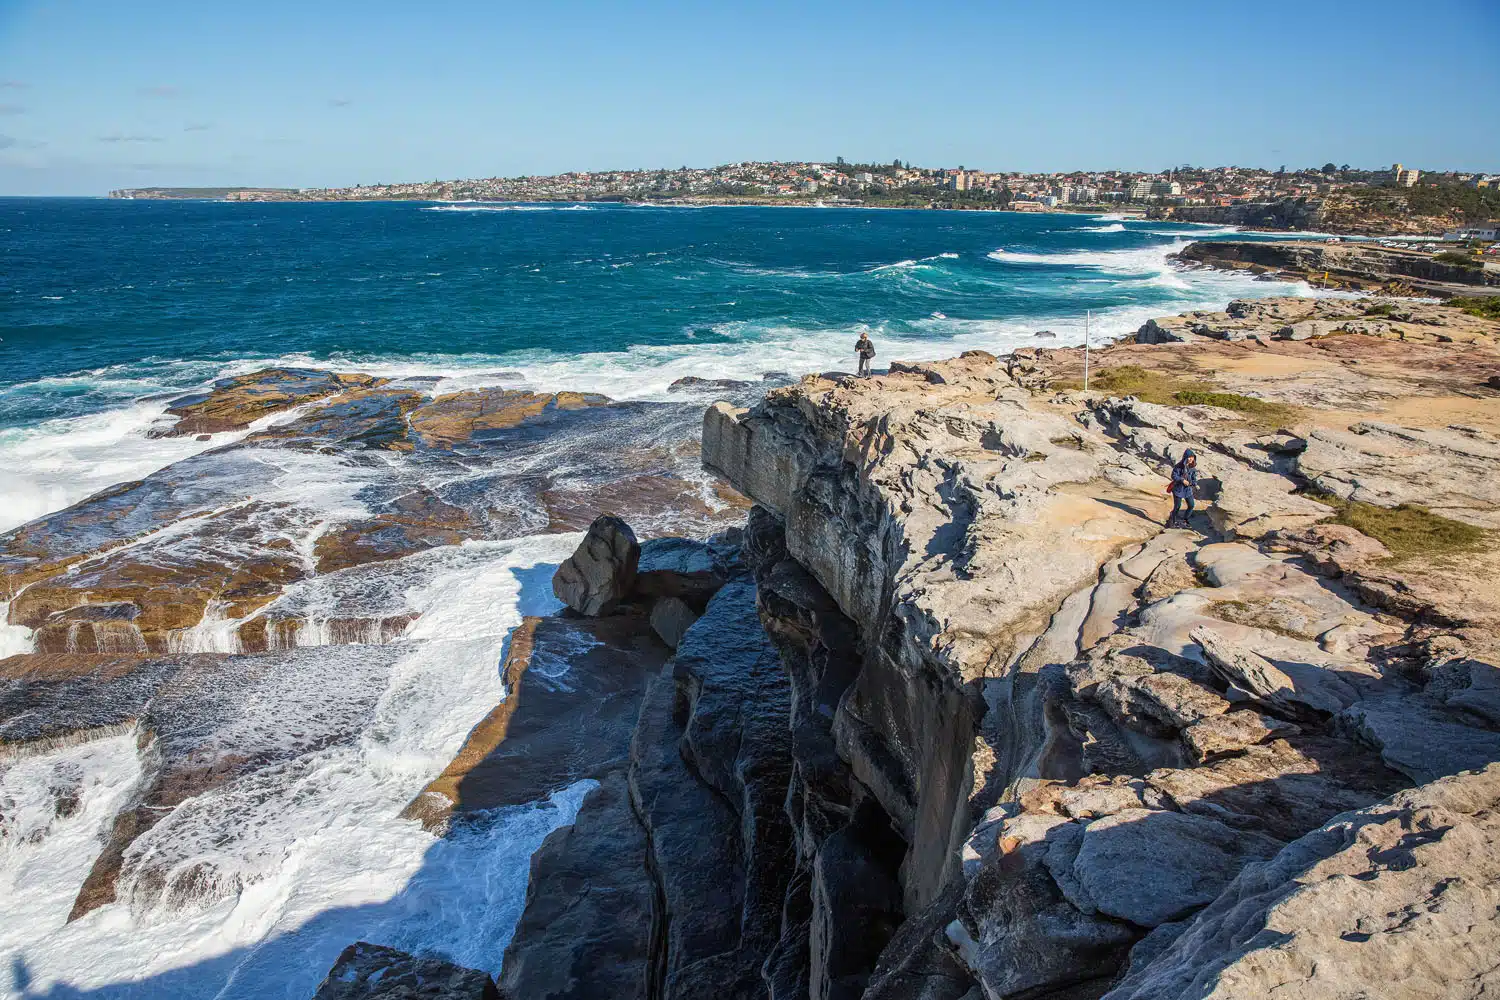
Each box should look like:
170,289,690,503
698,343,1500,999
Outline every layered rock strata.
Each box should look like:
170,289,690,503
691,340,1500,998
1175,240,1500,295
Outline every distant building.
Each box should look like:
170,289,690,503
1391,163,1420,187
1443,226,1499,241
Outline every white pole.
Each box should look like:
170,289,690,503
1084,309,1091,391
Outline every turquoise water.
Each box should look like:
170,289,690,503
0,198,1309,527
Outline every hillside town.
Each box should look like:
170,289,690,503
112,159,1500,235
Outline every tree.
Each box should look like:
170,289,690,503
836,156,846,166
1322,162,1337,174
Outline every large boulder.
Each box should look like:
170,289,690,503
552,515,641,616
1102,764,1500,1000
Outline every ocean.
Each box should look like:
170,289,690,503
0,199,1320,998
0,199,1310,532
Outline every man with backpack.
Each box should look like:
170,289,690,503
855,332,875,378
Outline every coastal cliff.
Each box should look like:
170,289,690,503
684,319,1500,998
8,295,1500,999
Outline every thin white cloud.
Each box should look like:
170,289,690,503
0,81,26,90
140,85,180,98
0,135,16,149
99,133,165,143
0,105,23,116
184,122,213,132
328,98,353,107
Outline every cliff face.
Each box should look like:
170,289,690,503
1175,239,1499,293
695,342,1500,998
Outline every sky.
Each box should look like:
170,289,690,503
0,0,1497,195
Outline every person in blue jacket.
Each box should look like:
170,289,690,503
1168,449,1199,528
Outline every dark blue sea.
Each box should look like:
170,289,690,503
1,198,1303,528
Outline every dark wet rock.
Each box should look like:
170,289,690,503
649,596,698,649
1034,330,1057,339
634,536,730,607
741,507,907,1000
542,473,750,535
13,500,312,650
0,653,183,755
625,580,795,999
314,488,489,574
552,515,640,616
408,389,611,450
312,941,498,1000
668,376,752,393
402,614,665,830
152,368,388,438
248,388,424,451
499,772,653,1000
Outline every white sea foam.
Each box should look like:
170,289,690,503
0,601,34,657
1080,222,1126,233
0,235,1336,536
0,533,587,998
0,393,336,536
16,251,1314,411
422,203,596,213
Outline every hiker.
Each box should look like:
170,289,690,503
855,332,875,378
1167,449,1199,528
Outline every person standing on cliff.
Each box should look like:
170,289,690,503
855,332,875,378
1167,449,1199,528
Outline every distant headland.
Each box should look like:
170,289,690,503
109,158,1500,234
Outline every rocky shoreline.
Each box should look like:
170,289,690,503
1175,239,1500,298
487,295,1500,999
5,293,1500,999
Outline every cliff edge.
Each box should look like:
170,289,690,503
688,310,1500,997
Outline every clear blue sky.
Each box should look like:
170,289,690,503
1,0,1496,195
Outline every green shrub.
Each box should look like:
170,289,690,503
1435,250,1483,269
1450,296,1500,320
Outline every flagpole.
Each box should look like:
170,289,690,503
1084,310,1091,391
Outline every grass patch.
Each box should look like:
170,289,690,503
1363,302,1399,317
1054,365,1297,428
1053,364,1214,404
1170,389,1297,425
1312,494,1488,560
1450,296,1500,321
